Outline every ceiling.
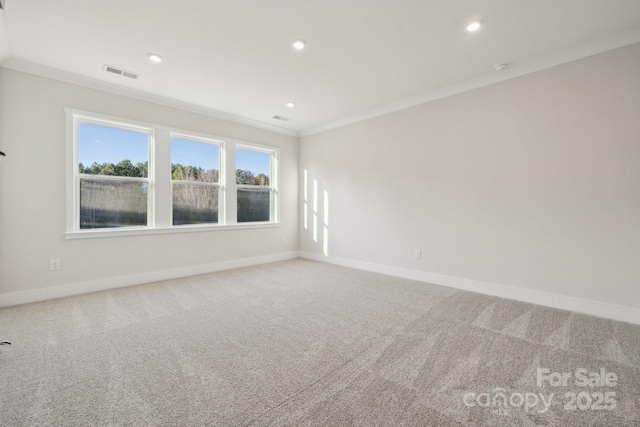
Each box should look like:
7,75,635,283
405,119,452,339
1,1,640,136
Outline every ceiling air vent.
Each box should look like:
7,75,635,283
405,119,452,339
103,64,140,80
272,115,290,121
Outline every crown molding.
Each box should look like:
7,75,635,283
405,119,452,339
0,57,299,137
3,26,639,140
300,27,640,137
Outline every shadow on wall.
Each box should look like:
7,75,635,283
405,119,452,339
303,169,329,256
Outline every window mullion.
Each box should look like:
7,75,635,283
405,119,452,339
271,150,278,222
154,130,172,228
225,141,237,224
67,109,279,235
68,114,79,232
235,146,276,223
173,180,220,187
77,174,149,182
236,185,272,190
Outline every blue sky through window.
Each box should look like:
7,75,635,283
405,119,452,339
171,138,219,170
78,123,148,166
78,122,270,175
237,148,270,177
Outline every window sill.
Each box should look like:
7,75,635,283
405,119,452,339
65,222,281,239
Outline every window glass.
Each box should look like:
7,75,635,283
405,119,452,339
78,123,148,177
236,149,270,185
237,188,270,222
172,183,218,225
171,137,220,225
80,179,148,228
236,147,272,223
77,122,150,229
69,111,278,235
171,138,219,183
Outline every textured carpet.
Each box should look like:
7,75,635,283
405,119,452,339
1,259,639,426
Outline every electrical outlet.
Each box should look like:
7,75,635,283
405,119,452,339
415,250,422,260
50,259,60,270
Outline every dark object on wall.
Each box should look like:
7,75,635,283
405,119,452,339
0,0,6,10
0,342,10,354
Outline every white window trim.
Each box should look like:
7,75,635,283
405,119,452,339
65,108,280,239
235,144,279,224
68,113,155,232
169,132,224,226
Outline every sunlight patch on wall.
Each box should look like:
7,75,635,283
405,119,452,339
303,169,308,230
303,169,329,256
323,190,329,256
313,179,318,242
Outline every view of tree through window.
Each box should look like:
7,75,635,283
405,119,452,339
236,148,272,222
171,137,220,225
72,114,278,232
77,122,150,229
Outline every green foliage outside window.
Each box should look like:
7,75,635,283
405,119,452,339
79,160,148,178
79,159,271,226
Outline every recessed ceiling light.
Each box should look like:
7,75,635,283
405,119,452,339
286,102,296,108
293,40,306,50
148,53,163,63
467,21,481,32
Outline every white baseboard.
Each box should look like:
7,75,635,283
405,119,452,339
4,250,638,326
0,252,298,307
298,252,640,326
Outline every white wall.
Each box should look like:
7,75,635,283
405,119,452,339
0,14,9,64
299,43,640,320
2,43,640,323
0,68,298,302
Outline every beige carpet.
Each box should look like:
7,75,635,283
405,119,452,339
1,259,639,426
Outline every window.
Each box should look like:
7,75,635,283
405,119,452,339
76,121,151,229
67,109,279,237
236,147,276,223
171,136,221,226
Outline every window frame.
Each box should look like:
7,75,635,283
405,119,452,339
70,115,155,232
170,132,224,226
235,143,279,224
65,108,280,239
